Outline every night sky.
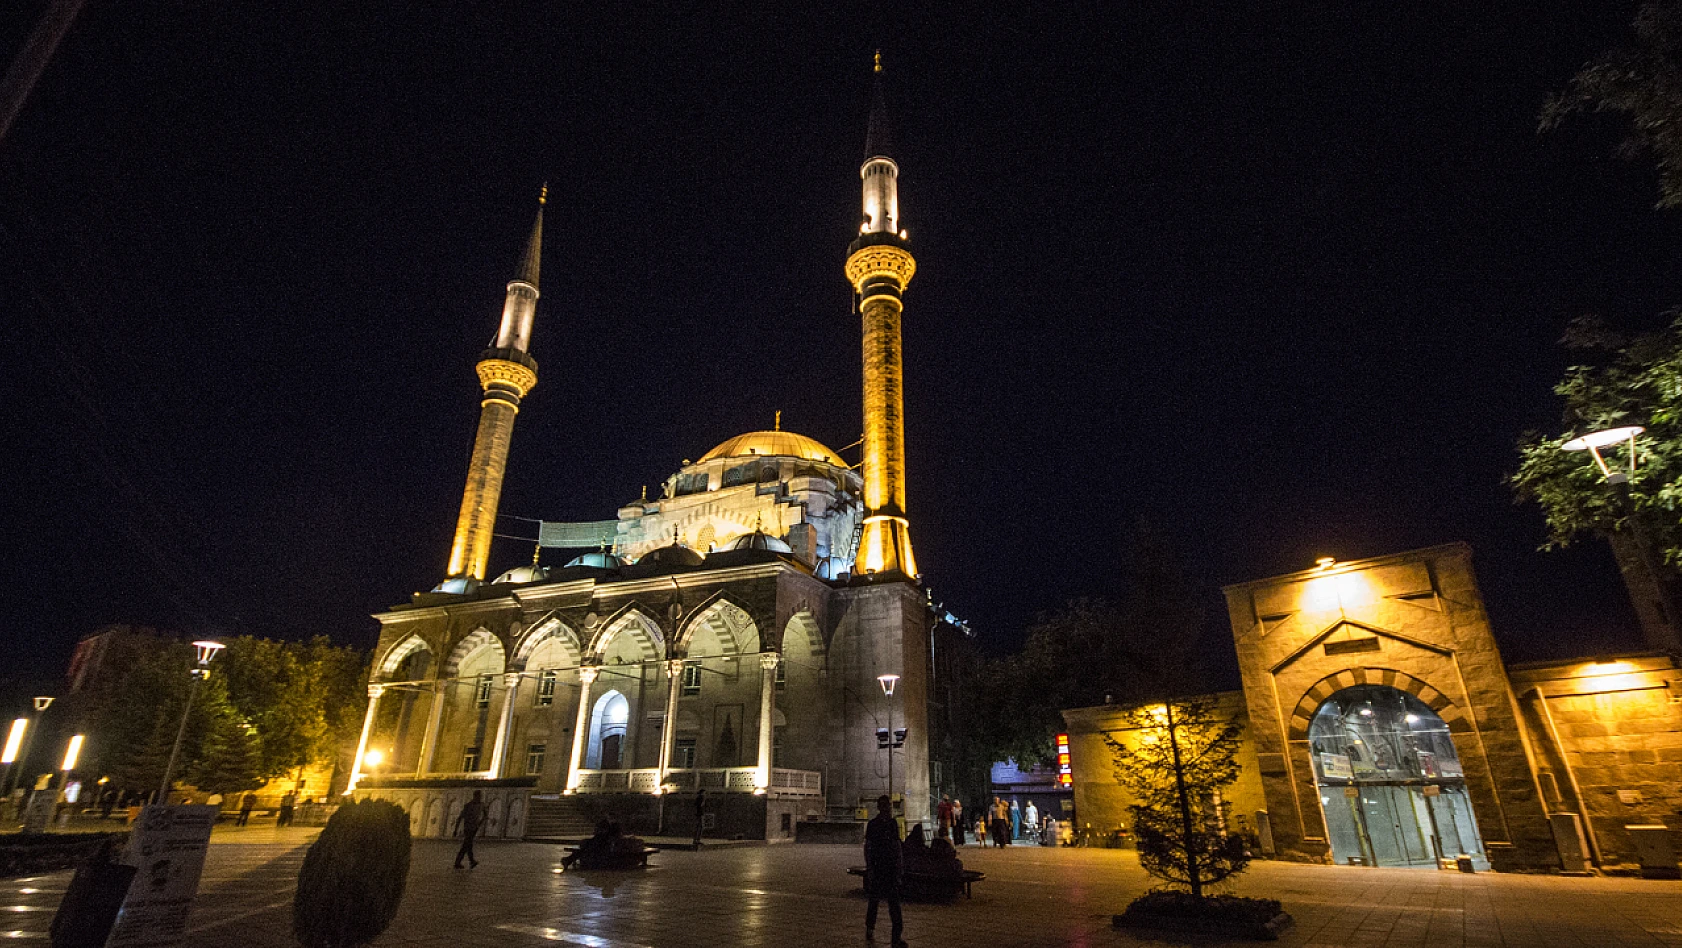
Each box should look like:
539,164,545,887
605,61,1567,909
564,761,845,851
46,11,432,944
4,2,1679,691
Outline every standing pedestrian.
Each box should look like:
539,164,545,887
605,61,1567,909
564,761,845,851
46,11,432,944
453,790,486,868
936,794,953,840
992,796,1010,847
692,788,706,850
863,794,906,947
1024,800,1040,842
952,799,966,846
236,793,256,827
1009,798,1022,840
278,790,296,827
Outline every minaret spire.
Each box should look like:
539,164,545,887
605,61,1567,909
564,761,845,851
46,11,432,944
444,190,545,584
846,54,918,578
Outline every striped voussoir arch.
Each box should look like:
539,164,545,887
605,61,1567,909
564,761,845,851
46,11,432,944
1286,667,1464,740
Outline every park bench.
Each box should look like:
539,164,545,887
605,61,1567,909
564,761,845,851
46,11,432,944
564,846,659,870
847,866,986,901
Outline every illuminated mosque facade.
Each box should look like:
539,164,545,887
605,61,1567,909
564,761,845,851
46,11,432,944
348,61,956,841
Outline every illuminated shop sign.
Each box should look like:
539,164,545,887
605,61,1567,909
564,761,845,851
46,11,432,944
1056,733,1073,787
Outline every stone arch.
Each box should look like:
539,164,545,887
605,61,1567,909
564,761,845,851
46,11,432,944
678,593,759,657
588,605,665,662
443,627,506,678
1288,666,1462,740
512,617,583,670
378,635,432,680
780,611,824,672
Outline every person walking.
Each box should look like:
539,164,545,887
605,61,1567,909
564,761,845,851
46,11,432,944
692,788,706,850
278,790,296,827
992,797,1010,847
1024,800,1040,842
453,790,486,868
1009,799,1022,841
951,799,966,846
236,793,256,827
864,794,906,947
935,795,953,840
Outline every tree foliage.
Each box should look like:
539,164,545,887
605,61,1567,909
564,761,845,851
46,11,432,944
1105,697,1249,898
64,627,367,794
294,799,411,948
1543,1,1682,209
1511,316,1682,567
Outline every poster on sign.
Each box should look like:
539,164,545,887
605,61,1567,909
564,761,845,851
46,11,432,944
104,805,217,948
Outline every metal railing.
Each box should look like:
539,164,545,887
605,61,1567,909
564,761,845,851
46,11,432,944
571,766,822,797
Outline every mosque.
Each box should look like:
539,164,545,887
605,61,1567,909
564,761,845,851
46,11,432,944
347,61,958,842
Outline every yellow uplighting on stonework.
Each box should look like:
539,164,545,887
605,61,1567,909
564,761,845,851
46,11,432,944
1305,568,1374,613
699,430,845,466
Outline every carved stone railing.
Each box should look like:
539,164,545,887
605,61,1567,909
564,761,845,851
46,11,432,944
571,767,821,797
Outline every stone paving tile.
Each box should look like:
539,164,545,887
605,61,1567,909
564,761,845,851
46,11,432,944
12,836,1682,945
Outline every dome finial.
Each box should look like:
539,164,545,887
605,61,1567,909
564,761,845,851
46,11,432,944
874,49,882,74
774,409,781,431
532,539,543,567
539,182,548,206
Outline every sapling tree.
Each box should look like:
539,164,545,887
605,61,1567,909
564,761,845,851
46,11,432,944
1105,696,1248,899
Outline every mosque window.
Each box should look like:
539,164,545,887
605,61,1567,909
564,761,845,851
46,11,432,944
675,738,697,769
525,743,546,776
682,661,702,695
775,661,786,691
759,461,781,482
462,746,481,772
475,675,493,708
674,472,709,496
722,463,758,488
536,671,557,707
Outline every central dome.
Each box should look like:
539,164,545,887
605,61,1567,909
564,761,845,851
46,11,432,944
699,430,845,467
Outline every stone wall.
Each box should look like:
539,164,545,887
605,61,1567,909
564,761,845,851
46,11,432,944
1222,544,1557,871
1062,692,1268,849
1509,654,1682,871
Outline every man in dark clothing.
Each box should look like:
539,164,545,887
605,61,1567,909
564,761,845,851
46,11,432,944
864,794,906,947
277,790,296,827
692,789,706,850
236,794,256,827
453,790,486,868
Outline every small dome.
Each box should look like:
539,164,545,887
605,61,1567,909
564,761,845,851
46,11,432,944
726,531,793,554
565,550,624,569
637,544,704,568
431,577,482,594
699,430,845,466
491,565,552,585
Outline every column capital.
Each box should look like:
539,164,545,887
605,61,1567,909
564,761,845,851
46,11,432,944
503,671,522,687
759,651,782,672
666,658,687,678
367,683,386,699
578,665,600,686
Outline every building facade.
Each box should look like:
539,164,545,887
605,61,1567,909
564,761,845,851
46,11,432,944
1064,543,1682,874
349,62,953,841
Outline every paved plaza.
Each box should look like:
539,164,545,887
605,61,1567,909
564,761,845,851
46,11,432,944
10,828,1682,946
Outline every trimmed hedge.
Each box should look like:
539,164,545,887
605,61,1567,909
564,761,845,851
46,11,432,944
293,799,411,948
1124,890,1283,924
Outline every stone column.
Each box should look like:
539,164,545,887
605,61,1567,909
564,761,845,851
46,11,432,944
657,659,685,787
416,679,447,776
347,683,385,794
488,672,521,777
565,665,600,792
756,652,780,791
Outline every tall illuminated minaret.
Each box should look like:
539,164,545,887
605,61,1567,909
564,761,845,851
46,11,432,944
444,189,544,583
847,53,918,578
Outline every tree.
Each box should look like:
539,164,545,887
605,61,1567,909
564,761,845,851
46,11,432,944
1512,316,1682,565
184,678,265,795
1543,1,1682,209
1104,696,1248,898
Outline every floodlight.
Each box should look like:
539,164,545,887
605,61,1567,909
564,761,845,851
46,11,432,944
877,674,900,697
1,719,24,764
61,735,83,771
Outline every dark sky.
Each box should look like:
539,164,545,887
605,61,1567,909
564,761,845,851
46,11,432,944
3,2,1678,689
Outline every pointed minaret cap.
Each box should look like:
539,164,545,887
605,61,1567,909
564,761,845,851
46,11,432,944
865,51,894,161
514,184,545,290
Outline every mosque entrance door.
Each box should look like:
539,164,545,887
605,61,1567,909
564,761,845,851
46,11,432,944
1307,684,1485,869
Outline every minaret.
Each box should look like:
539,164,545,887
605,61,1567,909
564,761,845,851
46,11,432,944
847,53,918,578
444,189,544,583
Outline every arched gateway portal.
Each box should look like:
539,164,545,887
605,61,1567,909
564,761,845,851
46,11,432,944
1308,684,1485,868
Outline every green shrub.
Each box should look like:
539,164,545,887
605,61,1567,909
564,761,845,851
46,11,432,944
293,800,411,948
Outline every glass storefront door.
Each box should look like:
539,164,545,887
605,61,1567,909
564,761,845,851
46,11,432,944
1308,684,1485,868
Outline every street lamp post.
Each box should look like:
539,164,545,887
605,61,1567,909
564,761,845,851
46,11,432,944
878,674,900,816
158,640,224,804
1563,426,1681,650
